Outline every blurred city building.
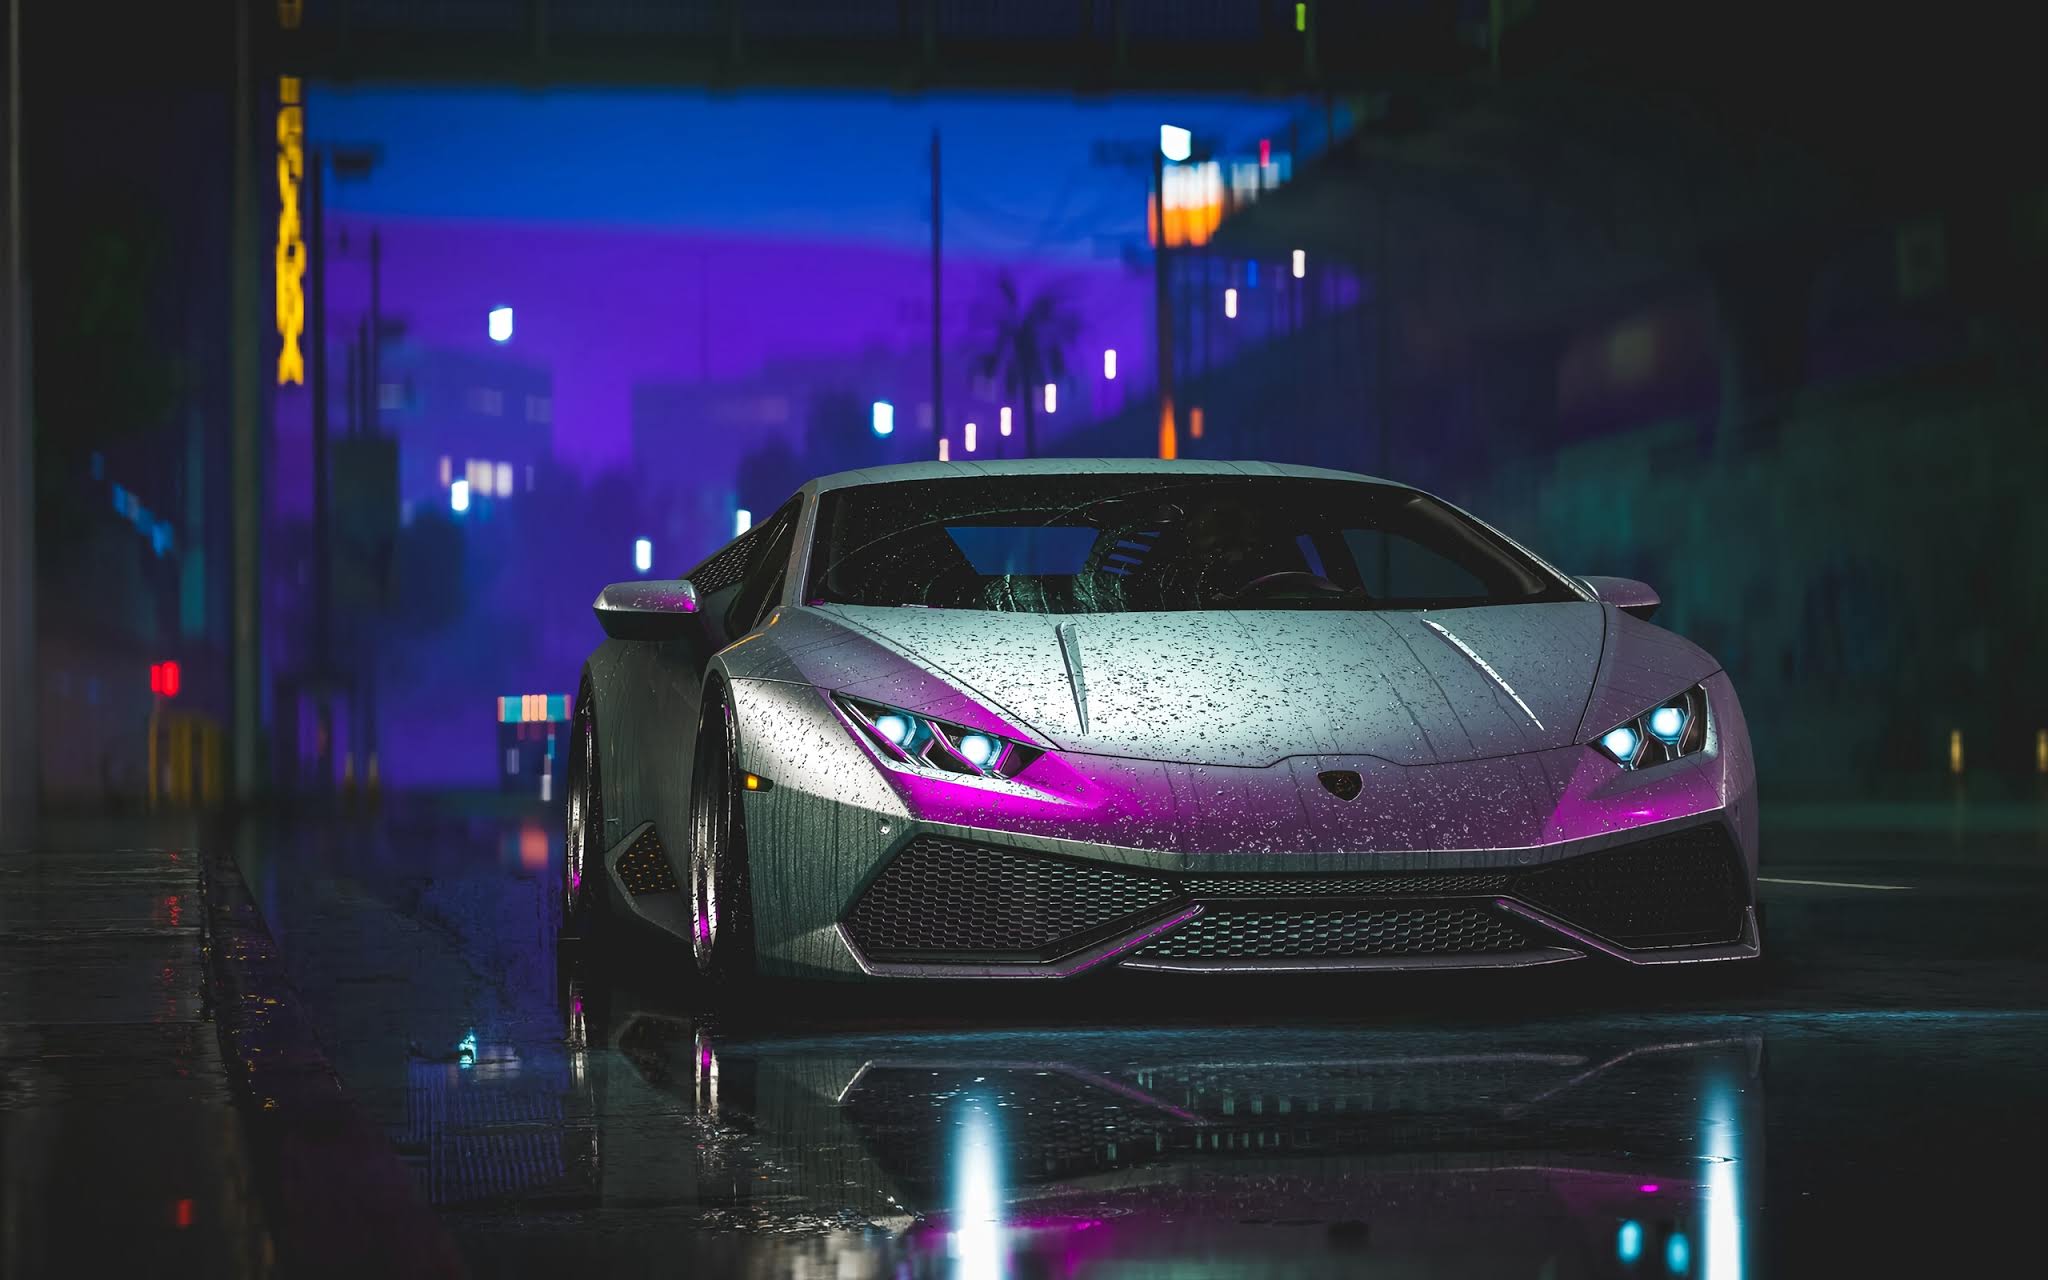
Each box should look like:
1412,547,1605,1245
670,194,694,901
378,341,553,519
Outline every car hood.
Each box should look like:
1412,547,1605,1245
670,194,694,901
818,603,1606,767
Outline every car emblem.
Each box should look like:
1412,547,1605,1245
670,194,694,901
1318,770,1363,802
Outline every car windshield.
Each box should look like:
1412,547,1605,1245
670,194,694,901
805,474,1576,613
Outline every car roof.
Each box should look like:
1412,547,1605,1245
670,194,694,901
805,458,1411,497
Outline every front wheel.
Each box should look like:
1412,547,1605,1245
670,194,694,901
687,683,758,995
561,674,607,944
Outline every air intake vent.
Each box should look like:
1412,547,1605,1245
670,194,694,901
1132,906,1530,962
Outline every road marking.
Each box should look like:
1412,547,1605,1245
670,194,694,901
1759,876,1913,891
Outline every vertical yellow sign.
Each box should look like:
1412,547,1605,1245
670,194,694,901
275,77,305,386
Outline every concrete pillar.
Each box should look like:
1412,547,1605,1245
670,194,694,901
0,0,35,843
230,0,264,802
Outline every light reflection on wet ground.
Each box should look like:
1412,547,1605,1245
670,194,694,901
233,808,2048,1277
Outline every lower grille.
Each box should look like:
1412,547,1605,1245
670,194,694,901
1512,824,1747,947
841,823,1749,965
844,837,1180,962
1130,906,1530,963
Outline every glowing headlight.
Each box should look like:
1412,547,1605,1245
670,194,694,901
872,712,916,748
1646,704,1687,744
1595,685,1708,771
957,733,1001,769
835,696,1040,780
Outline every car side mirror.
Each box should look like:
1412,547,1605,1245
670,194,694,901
1580,575,1661,621
593,579,701,640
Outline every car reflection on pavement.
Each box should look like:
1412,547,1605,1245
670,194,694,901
399,970,1761,1278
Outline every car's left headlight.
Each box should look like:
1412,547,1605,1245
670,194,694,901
1594,684,1708,770
834,695,1041,780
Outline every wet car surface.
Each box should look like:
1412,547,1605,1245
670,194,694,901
228,807,2048,1276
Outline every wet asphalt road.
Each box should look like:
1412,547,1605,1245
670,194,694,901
227,804,2048,1277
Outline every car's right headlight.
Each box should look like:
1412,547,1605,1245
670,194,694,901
834,695,1042,780
1593,684,1708,771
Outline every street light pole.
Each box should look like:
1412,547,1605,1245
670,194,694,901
1152,144,1177,460
930,128,944,459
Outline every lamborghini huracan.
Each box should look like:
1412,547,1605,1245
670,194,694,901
564,460,1760,987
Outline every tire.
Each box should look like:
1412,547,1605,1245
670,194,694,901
562,673,607,945
687,682,758,995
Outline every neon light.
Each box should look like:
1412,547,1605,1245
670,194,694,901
634,537,653,573
871,400,894,436
274,78,306,385
1618,1221,1643,1264
1103,348,1117,380
1043,382,1057,413
1159,124,1192,162
964,422,977,452
1292,248,1306,278
1295,2,1307,32
1640,1183,1661,1194
999,406,1012,436
1259,137,1271,166
953,1095,1004,1280
450,479,470,513
1224,287,1238,318
1666,1231,1691,1274
488,306,514,343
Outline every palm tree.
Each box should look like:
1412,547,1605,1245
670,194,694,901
971,272,1081,458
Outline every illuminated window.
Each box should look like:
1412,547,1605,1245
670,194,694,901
965,422,978,452
1292,248,1306,278
495,462,513,497
1224,288,1238,319
939,438,951,462
525,394,551,423
999,406,1012,436
1043,382,1058,414
1190,407,1205,439
468,388,504,416
1103,349,1118,380
438,456,452,486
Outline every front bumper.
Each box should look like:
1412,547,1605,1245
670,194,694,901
834,817,1759,977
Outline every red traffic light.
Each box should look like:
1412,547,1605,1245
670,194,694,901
149,661,181,698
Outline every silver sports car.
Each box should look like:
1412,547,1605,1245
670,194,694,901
566,460,1760,987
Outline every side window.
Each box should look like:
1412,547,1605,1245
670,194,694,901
726,498,802,634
